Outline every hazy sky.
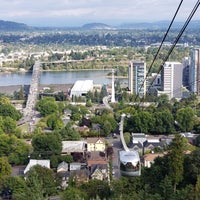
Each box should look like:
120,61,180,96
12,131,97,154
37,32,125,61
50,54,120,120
0,0,199,27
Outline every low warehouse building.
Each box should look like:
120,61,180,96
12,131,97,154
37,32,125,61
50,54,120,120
70,80,94,98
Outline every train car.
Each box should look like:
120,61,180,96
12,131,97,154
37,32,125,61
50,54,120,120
119,150,141,177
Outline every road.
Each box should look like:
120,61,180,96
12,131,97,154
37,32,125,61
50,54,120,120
18,61,40,132
102,95,113,110
106,134,123,179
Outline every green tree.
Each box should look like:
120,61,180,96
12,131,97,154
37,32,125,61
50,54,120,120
124,132,131,145
111,177,141,199
61,187,87,200
18,167,44,200
36,97,58,116
184,148,200,185
0,134,30,165
81,179,110,200
0,96,10,105
71,112,82,121
195,134,200,147
159,176,174,200
125,112,141,133
3,116,16,134
58,123,81,140
26,165,57,196
168,134,186,192
2,176,26,199
195,175,200,200
47,114,64,130
0,157,12,184
0,116,4,133
138,111,155,133
13,86,24,100
176,107,195,132
153,110,175,134
92,113,117,134
156,94,169,105
103,120,112,136
142,156,170,194
32,132,62,157
0,103,21,120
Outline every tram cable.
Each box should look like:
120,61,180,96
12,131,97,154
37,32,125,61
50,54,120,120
135,0,184,102
137,0,200,103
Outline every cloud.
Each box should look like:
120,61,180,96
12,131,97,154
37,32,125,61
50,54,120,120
0,0,199,26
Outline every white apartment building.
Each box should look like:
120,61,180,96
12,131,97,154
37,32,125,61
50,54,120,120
160,61,183,99
128,60,146,97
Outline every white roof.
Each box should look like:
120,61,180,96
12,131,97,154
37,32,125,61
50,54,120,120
147,139,160,143
62,141,86,153
119,150,140,166
165,61,182,65
71,80,93,93
24,159,50,174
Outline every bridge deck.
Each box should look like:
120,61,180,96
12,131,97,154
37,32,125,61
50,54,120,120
20,61,40,124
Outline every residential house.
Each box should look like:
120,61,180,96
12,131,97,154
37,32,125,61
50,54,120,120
90,164,108,181
130,133,147,153
129,142,143,152
69,162,86,171
70,169,89,183
57,161,68,173
24,159,50,174
80,116,92,128
132,133,147,144
87,137,106,152
87,151,108,181
180,132,198,145
143,139,165,153
57,162,88,189
62,141,86,155
143,153,164,168
74,125,90,135
87,152,107,167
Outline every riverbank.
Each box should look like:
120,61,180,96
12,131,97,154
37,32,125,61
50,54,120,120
0,84,73,95
0,67,112,73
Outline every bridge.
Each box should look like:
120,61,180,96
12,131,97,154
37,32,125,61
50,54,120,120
18,61,40,126
40,58,99,65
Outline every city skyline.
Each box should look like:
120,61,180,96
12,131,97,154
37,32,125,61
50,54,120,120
0,0,199,27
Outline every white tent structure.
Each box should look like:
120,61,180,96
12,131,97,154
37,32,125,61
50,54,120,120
70,80,93,98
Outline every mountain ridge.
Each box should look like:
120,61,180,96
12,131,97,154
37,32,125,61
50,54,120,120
0,20,30,31
0,19,200,31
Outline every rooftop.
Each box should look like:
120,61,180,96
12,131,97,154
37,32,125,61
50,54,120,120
24,159,50,174
87,137,105,144
71,80,93,93
62,141,86,153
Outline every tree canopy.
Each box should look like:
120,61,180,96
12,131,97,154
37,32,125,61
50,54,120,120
32,132,62,158
36,97,58,116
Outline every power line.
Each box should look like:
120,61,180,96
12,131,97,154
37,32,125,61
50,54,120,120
144,0,200,100
135,0,184,102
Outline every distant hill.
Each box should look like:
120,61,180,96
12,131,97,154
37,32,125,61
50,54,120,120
82,23,115,30
118,20,200,29
0,20,30,31
0,19,199,31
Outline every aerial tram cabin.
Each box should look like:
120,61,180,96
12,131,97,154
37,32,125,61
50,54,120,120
119,150,141,177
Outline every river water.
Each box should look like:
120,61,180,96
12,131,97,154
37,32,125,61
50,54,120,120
0,70,127,86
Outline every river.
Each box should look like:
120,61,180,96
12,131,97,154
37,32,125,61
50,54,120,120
0,70,127,86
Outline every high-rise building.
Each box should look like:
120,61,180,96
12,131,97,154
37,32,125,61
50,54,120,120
128,61,146,97
182,57,190,89
161,61,183,99
189,48,200,95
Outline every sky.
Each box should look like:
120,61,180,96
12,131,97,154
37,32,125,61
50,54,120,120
0,0,199,27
